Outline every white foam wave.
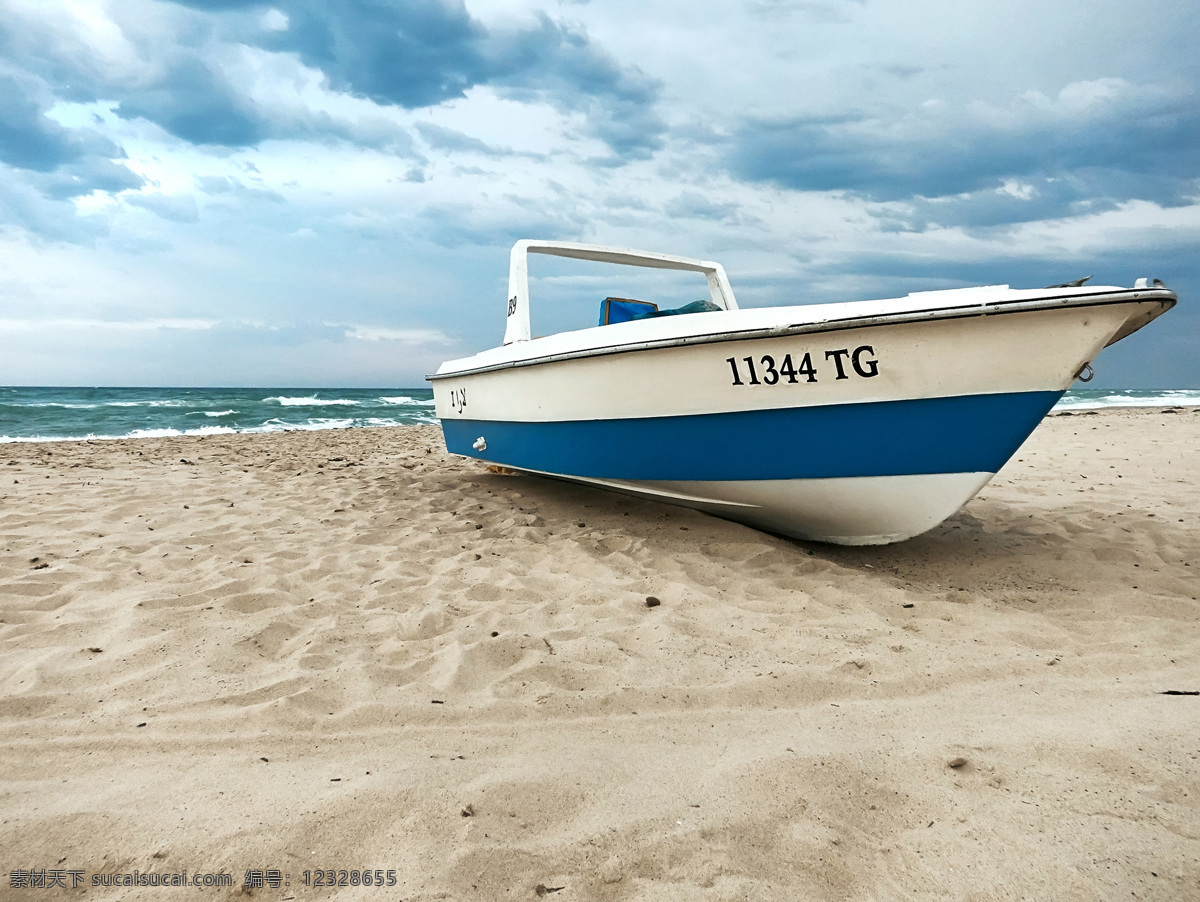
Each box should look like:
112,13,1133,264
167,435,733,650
252,420,355,433
203,410,237,417
266,396,360,407
0,434,102,443
362,416,431,427
106,399,192,408
21,402,100,409
127,425,238,438
1,417,436,443
1055,390,1200,411
16,399,194,409
378,396,434,406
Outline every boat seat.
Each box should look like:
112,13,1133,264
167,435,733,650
600,297,658,325
644,299,723,317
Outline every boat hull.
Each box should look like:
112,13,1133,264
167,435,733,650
432,296,1168,544
439,391,1057,544
497,471,995,546
440,390,1062,482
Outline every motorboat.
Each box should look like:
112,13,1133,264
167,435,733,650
428,240,1175,544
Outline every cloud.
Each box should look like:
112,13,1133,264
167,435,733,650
115,56,266,145
165,0,265,9
125,191,202,222
0,67,140,237
484,13,665,160
746,0,866,25
663,190,742,222
415,121,510,157
726,78,1200,220
0,73,89,172
0,69,143,206
252,0,490,109
1,1,419,154
0,178,110,243
343,324,451,343
195,174,284,202
868,178,1127,234
417,198,587,249
43,156,145,200
203,0,666,159
0,316,219,331
5,0,663,164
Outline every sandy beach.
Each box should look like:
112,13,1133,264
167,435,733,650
1,408,1197,901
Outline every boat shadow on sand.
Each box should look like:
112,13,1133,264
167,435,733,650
473,466,1186,615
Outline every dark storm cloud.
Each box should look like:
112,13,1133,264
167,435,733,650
164,0,665,158
0,69,144,231
254,0,491,109
483,12,664,160
0,17,145,231
2,0,663,195
115,72,417,156
0,72,138,183
116,57,265,146
868,177,1128,234
0,75,87,172
727,80,1200,220
39,157,145,200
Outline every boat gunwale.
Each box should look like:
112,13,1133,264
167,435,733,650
427,288,1175,381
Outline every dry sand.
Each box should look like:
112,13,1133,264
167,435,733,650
1,408,1198,901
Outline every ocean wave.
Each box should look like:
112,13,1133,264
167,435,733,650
1055,390,1200,411
0,434,102,443
253,419,357,433
266,396,360,407
202,410,237,417
106,399,193,408
379,396,434,406
127,425,238,438
19,402,101,409
0,420,429,443
8,399,194,410
0,426,238,443
362,416,431,427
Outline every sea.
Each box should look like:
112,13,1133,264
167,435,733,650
0,387,436,443
0,386,1197,443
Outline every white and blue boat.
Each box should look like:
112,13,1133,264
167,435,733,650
429,240,1175,544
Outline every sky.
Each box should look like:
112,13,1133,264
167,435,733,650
0,0,1197,388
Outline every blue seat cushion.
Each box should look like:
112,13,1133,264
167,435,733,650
599,297,659,325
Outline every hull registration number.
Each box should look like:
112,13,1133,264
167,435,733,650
726,345,878,386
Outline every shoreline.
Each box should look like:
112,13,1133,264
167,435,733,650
1,385,1197,445
2,409,1197,899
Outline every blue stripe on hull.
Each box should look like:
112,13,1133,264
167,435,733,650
440,391,1063,481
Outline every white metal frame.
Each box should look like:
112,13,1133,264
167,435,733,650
502,239,740,345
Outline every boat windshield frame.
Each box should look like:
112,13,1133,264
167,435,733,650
503,240,740,345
